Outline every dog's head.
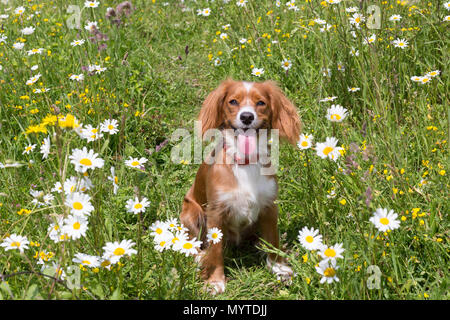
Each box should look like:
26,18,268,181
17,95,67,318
198,79,301,145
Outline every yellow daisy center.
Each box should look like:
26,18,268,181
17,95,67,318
134,203,143,209
323,146,334,156
108,124,114,130
379,217,390,225
183,242,193,250
355,17,361,23
73,202,83,210
324,248,336,257
73,222,81,230
171,237,179,244
324,267,336,277
79,158,92,166
82,260,91,265
131,161,140,166
331,114,341,121
159,241,166,246
305,235,314,243
212,233,218,239
156,228,163,234
11,241,21,247
113,248,125,256
301,141,308,147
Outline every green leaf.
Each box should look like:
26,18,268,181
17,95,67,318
110,287,123,300
24,284,41,300
0,282,14,299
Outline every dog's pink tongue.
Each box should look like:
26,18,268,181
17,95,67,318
237,134,257,155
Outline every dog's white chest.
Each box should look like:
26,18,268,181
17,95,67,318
217,164,277,237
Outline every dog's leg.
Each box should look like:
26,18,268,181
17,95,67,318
258,205,294,282
200,208,226,295
180,190,206,242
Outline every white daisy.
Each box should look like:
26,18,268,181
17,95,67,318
125,196,150,214
69,74,84,82
172,237,202,256
198,8,211,16
51,182,63,193
418,75,432,85
27,48,44,56
326,105,348,122
73,253,101,268
65,192,95,217
207,227,223,244
40,136,51,159
298,226,323,250
316,137,344,161
84,1,100,8
69,147,104,173
236,0,248,7
14,6,26,15
345,7,359,13
1,234,29,253
319,96,338,102
349,13,365,27
318,243,345,262
316,259,340,284
369,208,400,232
100,119,119,134
81,124,103,142
392,38,408,49
426,70,440,78
84,21,98,32
23,144,36,155
349,47,359,56
167,230,189,248
149,220,170,238
281,59,292,71
13,42,25,50
153,233,173,252
21,26,35,35
251,67,264,77
125,156,148,169
26,73,42,85
62,215,89,240
102,239,137,264
363,33,376,45
348,87,360,92
389,14,402,22
70,39,85,47
297,134,313,150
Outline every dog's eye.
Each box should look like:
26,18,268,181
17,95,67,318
229,99,239,106
256,101,265,106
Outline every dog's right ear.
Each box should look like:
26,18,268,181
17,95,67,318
198,79,234,137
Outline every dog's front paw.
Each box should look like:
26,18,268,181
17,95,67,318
205,279,226,295
266,257,294,283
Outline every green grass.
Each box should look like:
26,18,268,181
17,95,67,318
0,0,448,300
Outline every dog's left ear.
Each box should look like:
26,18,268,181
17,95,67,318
265,81,301,145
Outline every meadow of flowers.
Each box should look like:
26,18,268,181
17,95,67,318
0,0,448,300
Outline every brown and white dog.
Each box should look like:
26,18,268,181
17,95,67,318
180,79,301,294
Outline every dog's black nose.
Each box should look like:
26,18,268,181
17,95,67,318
240,112,254,125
